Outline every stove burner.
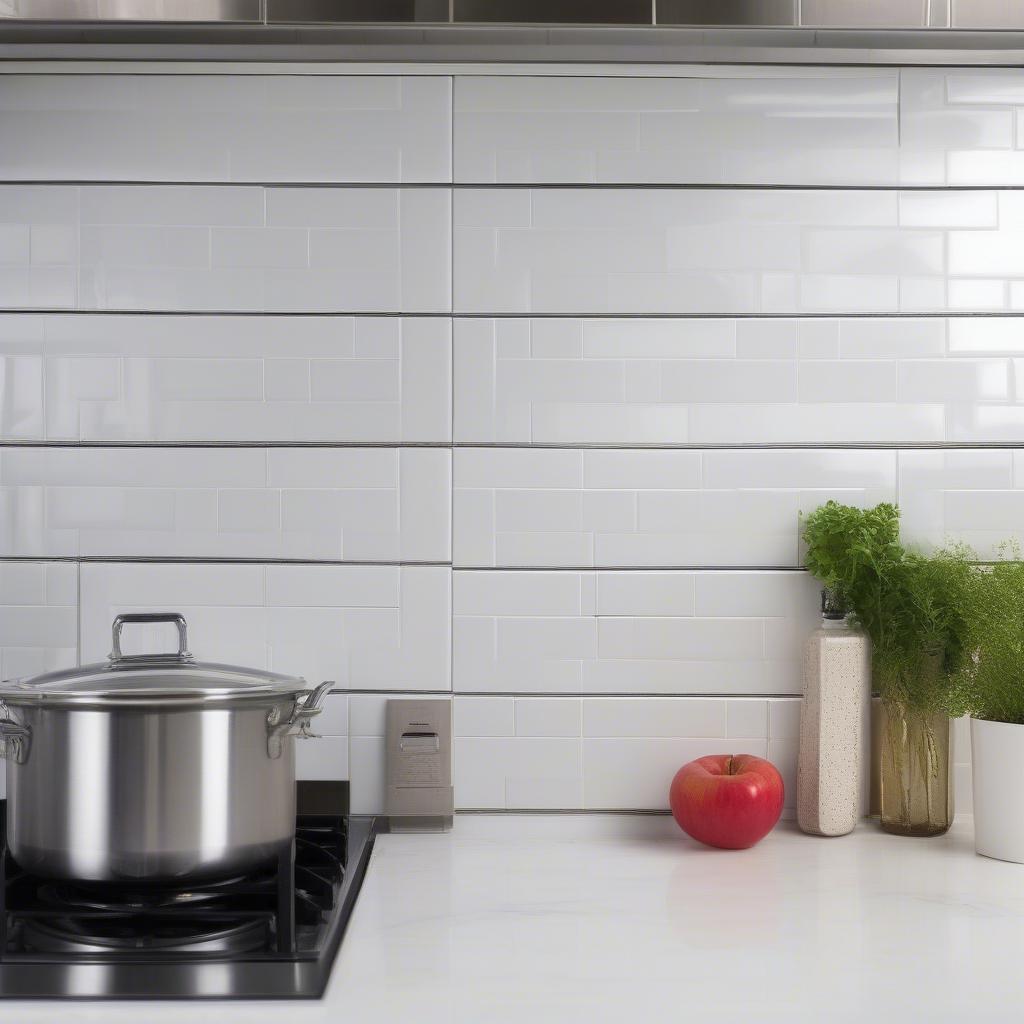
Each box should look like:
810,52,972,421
36,880,245,913
22,915,269,955
0,811,375,999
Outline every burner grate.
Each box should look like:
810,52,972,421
0,815,348,963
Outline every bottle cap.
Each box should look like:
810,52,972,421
821,588,847,621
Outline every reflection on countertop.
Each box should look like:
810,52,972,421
2,813,1020,1023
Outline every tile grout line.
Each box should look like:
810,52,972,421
449,73,456,701
9,181,1024,191
8,310,1024,320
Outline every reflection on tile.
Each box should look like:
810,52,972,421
80,563,451,692
0,562,77,680
454,72,898,184
454,447,896,567
0,314,451,443
0,185,451,313
1,75,452,183
453,570,817,695
0,447,451,561
454,317,1024,444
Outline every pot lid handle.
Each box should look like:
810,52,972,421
109,612,192,664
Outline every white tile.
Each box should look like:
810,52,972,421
0,562,77,680
898,360,1010,403
349,695,390,737
948,318,1024,353
454,571,583,617
769,699,802,741
296,736,349,782
455,447,896,569
455,736,582,810
0,446,450,561
596,574,695,616
582,698,726,738
80,563,450,692
727,699,770,739
454,696,515,736
583,737,768,810
454,317,1021,445
767,735,799,810
454,570,818,696
898,449,1024,557
0,75,451,183
454,73,899,185
514,698,582,737
350,735,386,813
28,314,451,442
1,185,451,313
453,188,999,315
315,693,350,736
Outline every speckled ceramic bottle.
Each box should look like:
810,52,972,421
797,590,871,837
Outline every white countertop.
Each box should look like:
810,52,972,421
5,813,1024,1023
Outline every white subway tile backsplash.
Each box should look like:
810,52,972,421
514,697,582,737
454,188,1024,315
454,696,515,736
455,73,899,185
0,76,452,183
727,699,770,739
0,447,451,561
0,186,451,313
583,737,771,811
315,694,350,737
453,570,817,695
582,697,726,737
454,447,896,568
453,69,1024,189
296,737,349,782
767,736,799,811
898,449,1024,556
80,563,451,692
0,314,451,443
454,317,1024,445
0,562,77,680
455,735,583,810
349,735,386,814
5,69,1010,821
768,699,802,740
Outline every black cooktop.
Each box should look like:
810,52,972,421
0,805,378,999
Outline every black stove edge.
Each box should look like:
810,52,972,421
0,816,380,1001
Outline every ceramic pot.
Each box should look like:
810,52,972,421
971,717,1024,863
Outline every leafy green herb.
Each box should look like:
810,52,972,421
956,550,1024,725
802,501,974,716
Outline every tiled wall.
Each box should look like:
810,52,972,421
7,67,1015,815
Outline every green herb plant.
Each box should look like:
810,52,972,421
957,550,1024,726
801,501,974,717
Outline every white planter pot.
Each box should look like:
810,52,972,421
971,717,1024,863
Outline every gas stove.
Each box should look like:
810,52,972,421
0,800,378,999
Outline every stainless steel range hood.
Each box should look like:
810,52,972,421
3,0,1024,28
6,0,1024,64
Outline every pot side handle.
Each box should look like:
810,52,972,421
266,681,334,759
0,706,30,765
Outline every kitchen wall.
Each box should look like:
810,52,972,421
6,66,1024,815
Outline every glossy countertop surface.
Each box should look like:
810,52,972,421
3,813,1022,1022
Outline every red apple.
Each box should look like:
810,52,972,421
669,754,784,850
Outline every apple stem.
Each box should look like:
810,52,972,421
727,756,735,776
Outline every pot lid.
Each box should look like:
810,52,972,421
0,613,309,708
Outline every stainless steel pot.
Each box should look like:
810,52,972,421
0,612,331,885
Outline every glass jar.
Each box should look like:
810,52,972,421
878,698,954,837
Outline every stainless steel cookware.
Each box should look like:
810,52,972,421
0,612,331,884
